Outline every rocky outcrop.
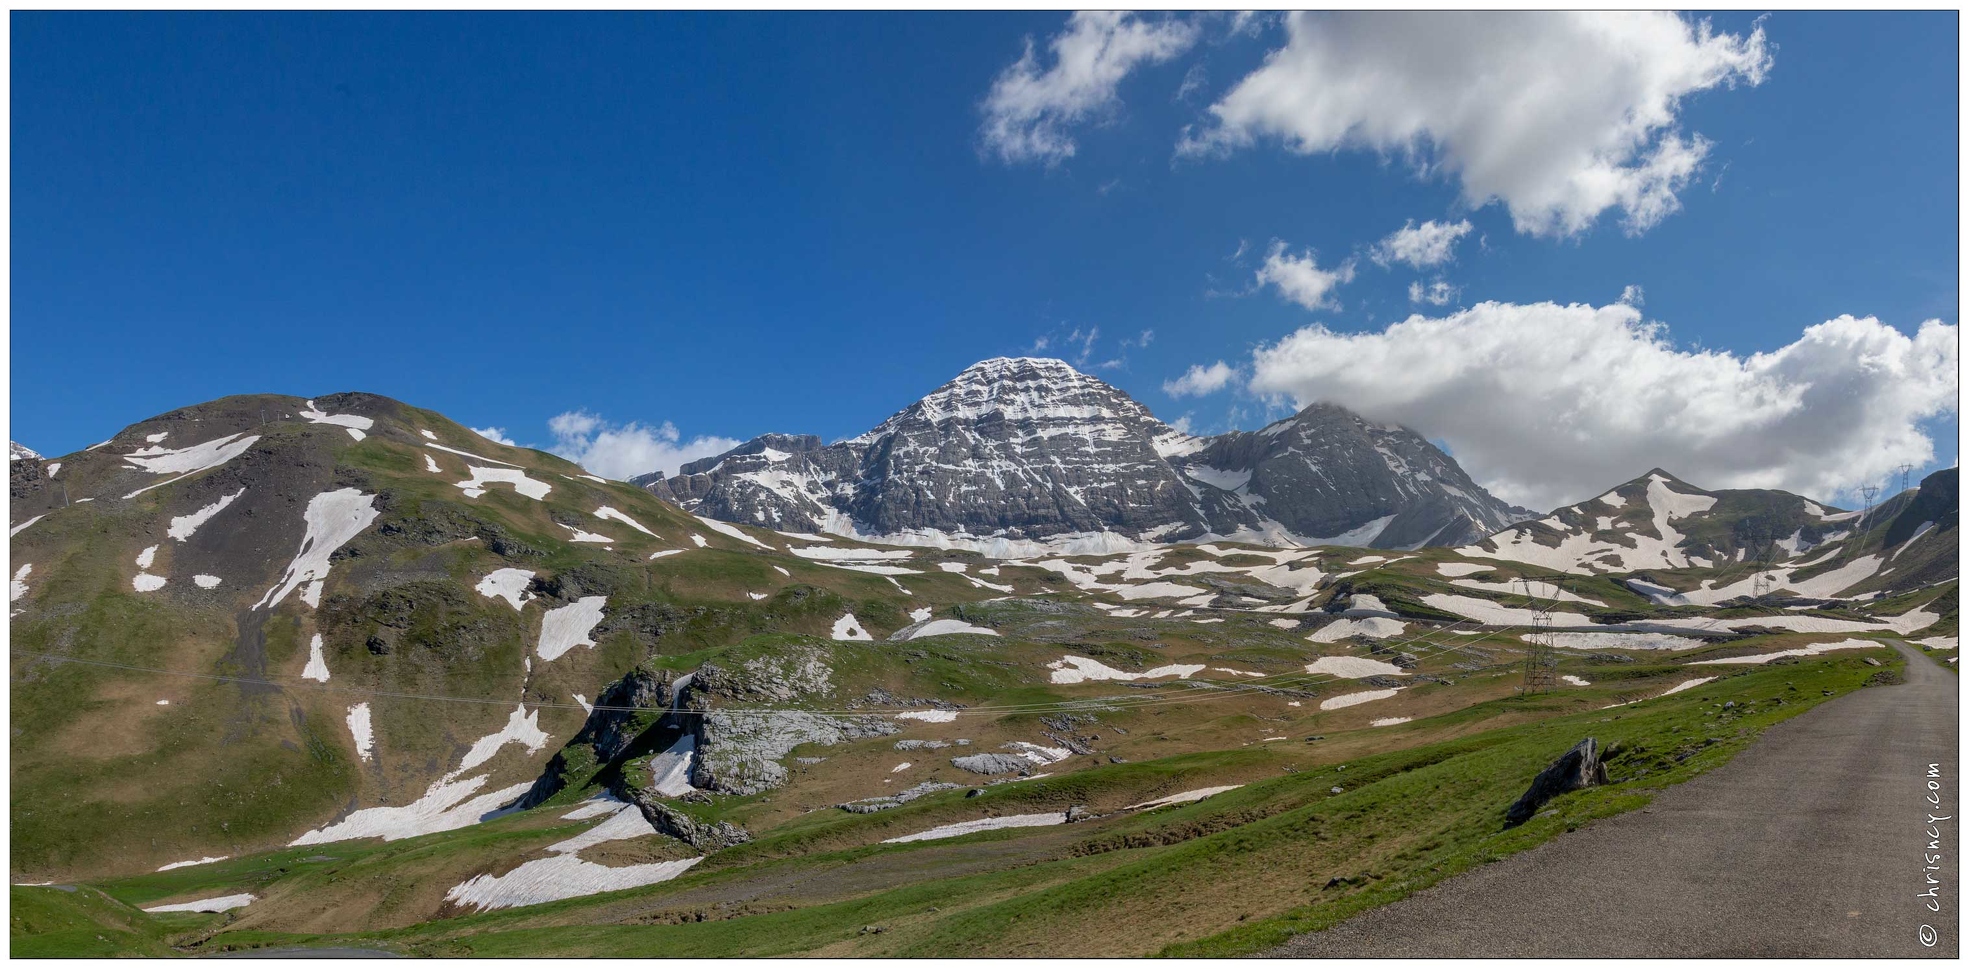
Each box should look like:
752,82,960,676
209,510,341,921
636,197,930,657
838,781,960,814
693,709,899,795
640,357,1529,552
950,753,1035,776
626,793,752,852
1505,737,1610,827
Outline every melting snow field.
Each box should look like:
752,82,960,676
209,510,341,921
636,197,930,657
1659,677,1716,697
168,488,245,541
695,516,770,548
155,856,230,872
300,401,375,439
646,734,698,797
1005,741,1072,765
194,574,222,589
1540,631,1707,651
256,489,380,610
1561,675,1592,686
594,506,658,537
425,441,520,467
1370,717,1412,727
457,466,552,500
895,709,959,723
292,778,523,844
894,619,1000,640
561,793,628,821
1048,655,1205,684
1435,562,1493,577
455,706,551,775
9,516,44,538
560,523,616,544
292,699,544,849
1126,785,1242,811
143,893,256,914
11,564,31,603
1304,656,1408,679
122,433,261,498
1421,594,1592,627
1452,577,1606,607
537,597,608,661
1307,617,1407,642
1320,688,1402,711
882,813,1066,843
831,613,873,641
132,573,168,592
476,568,536,610
301,634,332,682
1692,639,1878,665
346,703,374,761
444,802,704,912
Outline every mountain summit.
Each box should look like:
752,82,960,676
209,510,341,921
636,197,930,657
639,357,1530,553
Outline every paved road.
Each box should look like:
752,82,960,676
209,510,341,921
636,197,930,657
1271,642,1959,958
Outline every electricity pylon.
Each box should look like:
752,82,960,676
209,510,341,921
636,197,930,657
1519,576,1557,695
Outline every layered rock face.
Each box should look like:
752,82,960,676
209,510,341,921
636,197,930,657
1175,403,1532,548
639,357,1531,552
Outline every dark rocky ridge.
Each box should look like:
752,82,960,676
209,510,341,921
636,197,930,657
637,357,1531,551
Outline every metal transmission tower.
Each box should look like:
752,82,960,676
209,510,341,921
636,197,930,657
1896,463,1915,494
1518,576,1557,695
1858,483,1881,525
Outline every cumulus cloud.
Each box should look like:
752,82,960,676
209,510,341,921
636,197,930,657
1408,279,1459,306
1255,241,1356,311
547,411,741,481
1372,219,1474,269
1619,284,1646,307
981,11,1199,165
1163,361,1240,398
1244,302,1957,509
1180,12,1771,236
471,427,517,447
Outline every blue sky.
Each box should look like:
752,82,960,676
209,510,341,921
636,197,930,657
11,11,1958,508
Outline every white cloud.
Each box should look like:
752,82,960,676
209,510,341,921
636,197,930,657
1163,361,1240,398
1619,284,1645,307
1244,302,1957,510
1372,219,1474,269
1066,326,1100,366
1180,12,1771,236
1408,279,1459,306
981,11,1199,165
471,427,517,447
1255,241,1355,311
546,411,741,481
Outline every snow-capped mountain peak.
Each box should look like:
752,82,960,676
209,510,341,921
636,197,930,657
641,358,1530,554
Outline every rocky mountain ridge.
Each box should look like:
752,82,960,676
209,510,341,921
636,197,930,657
639,357,1533,554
